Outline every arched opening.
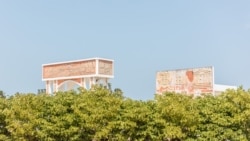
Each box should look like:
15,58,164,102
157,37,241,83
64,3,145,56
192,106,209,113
57,80,81,92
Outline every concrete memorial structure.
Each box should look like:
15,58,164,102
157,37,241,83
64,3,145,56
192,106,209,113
42,58,114,94
156,66,236,96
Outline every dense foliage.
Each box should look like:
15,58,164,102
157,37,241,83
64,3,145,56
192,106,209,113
0,86,250,140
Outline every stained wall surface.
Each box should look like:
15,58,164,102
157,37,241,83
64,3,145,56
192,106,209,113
98,60,113,76
156,66,214,95
43,58,113,80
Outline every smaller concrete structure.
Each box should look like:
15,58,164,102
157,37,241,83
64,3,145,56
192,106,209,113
42,58,114,94
214,84,237,95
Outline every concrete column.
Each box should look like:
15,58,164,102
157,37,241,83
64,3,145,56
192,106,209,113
89,78,92,87
53,80,57,93
54,80,58,93
81,78,86,89
46,81,52,94
92,77,96,85
46,81,50,94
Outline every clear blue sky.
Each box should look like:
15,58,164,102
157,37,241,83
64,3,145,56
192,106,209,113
0,1,249,100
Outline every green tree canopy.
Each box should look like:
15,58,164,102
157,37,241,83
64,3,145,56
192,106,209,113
0,86,249,140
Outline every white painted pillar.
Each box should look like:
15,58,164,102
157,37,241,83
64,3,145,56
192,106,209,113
81,78,87,89
92,77,96,85
47,81,52,94
46,81,50,94
53,80,57,93
89,78,92,87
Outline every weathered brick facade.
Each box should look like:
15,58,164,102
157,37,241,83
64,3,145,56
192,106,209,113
42,58,114,94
